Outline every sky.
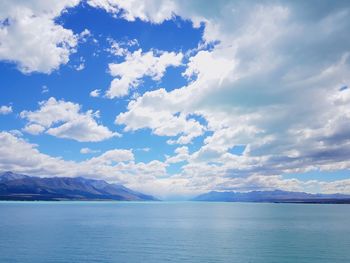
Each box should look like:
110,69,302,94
1,0,350,199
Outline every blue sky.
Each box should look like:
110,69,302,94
1,0,350,198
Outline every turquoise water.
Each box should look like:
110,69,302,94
0,202,350,263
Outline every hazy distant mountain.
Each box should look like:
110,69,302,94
0,171,158,201
192,190,350,204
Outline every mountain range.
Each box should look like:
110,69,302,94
2,171,350,203
0,171,157,201
192,190,350,204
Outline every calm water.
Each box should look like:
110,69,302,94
0,202,350,263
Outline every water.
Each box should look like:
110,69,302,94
0,201,350,263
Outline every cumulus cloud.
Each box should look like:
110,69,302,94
2,129,350,197
0,0,81,73
106,49,183,98
106,38,129,57
0,131,170,194
85,149,134,165
87,0,177,24
0,105,12,115
166,146,189,164
22,124,46,135
20,97,119,142
79,28,91,41
116,90,205,144
89,89,101,97
109,0,350,193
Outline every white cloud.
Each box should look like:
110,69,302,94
134,147,150,152
0,0,80,73
106,49,183,98
79,29,91,41
90,89,101,97
0,131,171,195
41,85,49,94
23,124,46,135
0,105,12,115
109,0,350,193
80,147,100,154
21,97,119,142
166,146,189,164
75,63,85,71
85,149,134,165
8,130,23,137
87,0,177,24
116,92,205,144
183,50,236,84
106,38,129,56
46,116,118,142
2,129,350,197
73,56,85,71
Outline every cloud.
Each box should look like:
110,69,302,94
106,38,129,56
0,131,175,195
75,63,85,71
109,0,350,192
183,50,235,83
106,49,183,98
0,0,81,73
116,90,205,144
166,146,189,164
79,29,91,40
22,124,46,135
8,130,23,137
41,85,49,94
89,89,101,98
21,97,119,142
2,130,350,197
134,147,150,152
80,147,100,154
0,105,12,115
85,149,134,165
87,0,177,24
0,131,74,175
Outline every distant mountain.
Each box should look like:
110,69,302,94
0,171,158,201
192,190,350,204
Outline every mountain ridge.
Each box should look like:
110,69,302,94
0,171,158,201
192,190,350,204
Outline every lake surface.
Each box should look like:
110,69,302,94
0,202,350,263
